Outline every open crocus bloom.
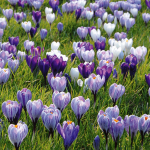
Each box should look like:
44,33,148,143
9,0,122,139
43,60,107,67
122,38,133,56
46,13,55,24
51,41,60,50
21,21,31,33
86,10,94,20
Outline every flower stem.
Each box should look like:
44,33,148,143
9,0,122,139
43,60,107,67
49,128,54,139
78,118,80,126
93,93,97,106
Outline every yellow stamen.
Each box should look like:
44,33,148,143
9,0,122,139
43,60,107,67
67,121,72,125
4,70,7,72
50,112,53,114
103,114,106,116
126,40,128,42
25,22,28,24
145,117,148,120
114,119,119,123
7,103,11,105
106,61,109,63
93,77,96,79
14,125,18,128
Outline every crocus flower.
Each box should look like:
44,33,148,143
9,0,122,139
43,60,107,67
51,76,67,92
49,0,59,13
41,104,61,138
78,62,94,79
30,27,37,38
18,0,26,8
88,26,96,37
125,18,135,34
124,115,139,147
95,8,105,19
81,49,95,62
91,29,101,42
70,67,79,83
113,68,117,78
139,114,150,146
17,88,32,118
146,0,150,9
52,91,71,112
97,50,113,61
104,23,116,38
24,40,34,54
40,29,47,41
86,73,105,104
45,7,52,15
130,8,138,18
8,59,19,74
0,58,5,68
105,105,119,118
71,96,90,125
6,45,17,55
93,135,100,150
142,13,150,25
110,46,121,62
32,11,41,28
57,121,79,150
0,50,11,66
38,58,50,85
99,60,114,69
109,116,124,150
26,99,43,134
0,68,10,84
31,46,41,56
107,14,114,23
21,21,31,33
95,40,106,51
121,62,130,79
8,0,19,6
109,83,125,106
57,22,63,34
145,74,150,87
75,8,82,21
9,36,19,47
114,32,127,41
8,121,28,150
46,13,55,31
0,29,3,40
14,12,24,23
0,18,7,30
51,41,60,50
32,0,43,10
3,9,13,22
2,100,22,124
86,10,94,21
97,18,102,28
77,27,88,41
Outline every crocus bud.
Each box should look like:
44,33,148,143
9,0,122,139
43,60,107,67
97,18,102,28
70,68,79,82
57,22,63,33
40,29,47,41
93,135,100,150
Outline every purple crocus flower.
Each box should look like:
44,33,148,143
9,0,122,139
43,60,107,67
57,22,63,34
40,29,47,41
9,36,19,47
93,135,100,150
0,29,3,39
31,46,41,56
57,121,79,150
109,2,120,12
52,91,71,112
0,58,5,68
146,0,150,9
50,76,67,92
6,45,17,55
142,13,150,26
41,104,61,138
24,40,34,54
97,50,113,61
121,62,130,79
30,27,37,38
75,8,82,21
14,12,24,23
114,10,123,20
18,0,26,8
95,8,105,19
81,49,95,62
71,53,76,62
32,1,43,10
8,59,19,74
0,68,10,85
114,32,127,41
71,96,90,125
2,100,22,125
26,55,39,73
8,0,19,6
49,0,59,13
8,121,28,150
109,116,124,150
17,88,32,117
38,58,50,85
95,40,106,51
78,62,94,79
32,11,41,28
2,9,13,22
105,105,119,118
124,115,139,147
121,1,130,11
86,73,105,104
109,83,125,106
113,68,117,78
125,18,135,34
26,99,43,134
145,74,150,87
77,27,88,41
90,3,99,13
99,60,114,69
139,114,150,146
107,14,114,23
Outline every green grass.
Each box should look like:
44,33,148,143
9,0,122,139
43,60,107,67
0,0,150,149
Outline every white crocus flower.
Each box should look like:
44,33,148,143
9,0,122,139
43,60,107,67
46,13,55,25
86,10,93,20
102,12,108,22
45,7,52,15
122,38,133,56
78,0,86,7
91,29,101,42
51,41,60,50
110,46,121,62
21,21,31,33
130,8,138,18
114,17,117,25
77,79,83,87
70,68,79,83
104,23,116,38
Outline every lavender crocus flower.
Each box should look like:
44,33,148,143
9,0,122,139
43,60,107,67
8,0,19,6
78,62,94,79
145,74,150,87
32,0,43,10
24,40,34,54
41,104,61,138
105,105,119,119
8,59,19,74
52,91,71,112
9,36,19,47
17,51,26,63
99,60,114,69
26,99,43,134
107,14,114,23
14,12,24,23
2,100,22,124
57,22,63,34
139,114,150,146
81,49,95,62
97,50,113,61
8,121,28,150
86,73,105,104
3,9,13,22
93,135,100,150
0,68,10,84
109,83,125,106
0,58,5,68
57,121,79,150
0,18,7,30
31,46,41,56
109,2,120,13
142,13,150,25
77,27,88,41
109,116,124,150
40,29,47,41
18,0,26,8
114,32,127,41
124,115,139,147
17,88,32,116
125,18,135,34
71,96,90,125
49,0,59,12
95,8,105,19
